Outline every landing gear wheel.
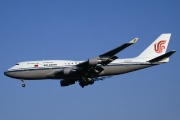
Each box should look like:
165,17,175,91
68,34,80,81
22,84,25,87
21,80,25,87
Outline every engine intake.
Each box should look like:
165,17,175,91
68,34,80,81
88,58,102,65
63,68,72,75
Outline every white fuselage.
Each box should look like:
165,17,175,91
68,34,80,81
4,58,163,80
3,33,174,88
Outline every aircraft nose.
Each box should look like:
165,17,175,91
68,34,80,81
4,71,10,77
4,70,20,79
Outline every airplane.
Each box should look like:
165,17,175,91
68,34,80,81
4,33,176,88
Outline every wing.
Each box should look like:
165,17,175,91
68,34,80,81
74,38,138,87
76,38,138,72
100,38,138,57
48,38,138,87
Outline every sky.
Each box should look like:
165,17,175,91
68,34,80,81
0,0,180,120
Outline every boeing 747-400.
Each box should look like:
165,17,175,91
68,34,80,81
4,33,176,88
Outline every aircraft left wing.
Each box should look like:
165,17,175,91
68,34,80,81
75,38,138,79
77,37,138,68
48,38,138,87
100,38,138,57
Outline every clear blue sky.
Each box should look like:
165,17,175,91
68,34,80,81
0,0,179,120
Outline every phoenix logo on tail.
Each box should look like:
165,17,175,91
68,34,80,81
154,40,166,53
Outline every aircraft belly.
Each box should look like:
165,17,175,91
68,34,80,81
8,69,53,80
101,65,152,76
6,65,153,80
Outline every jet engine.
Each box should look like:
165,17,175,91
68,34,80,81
60,79,75,86
63,68,72,75
88,58,102,65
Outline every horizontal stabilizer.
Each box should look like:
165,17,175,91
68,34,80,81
147,50,176,62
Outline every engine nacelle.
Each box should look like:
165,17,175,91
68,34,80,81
88,58,102,65
63,68,72,75
61,80,75,86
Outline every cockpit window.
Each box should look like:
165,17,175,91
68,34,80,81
15,63,19,65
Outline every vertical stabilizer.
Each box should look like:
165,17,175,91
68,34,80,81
137,33,171,58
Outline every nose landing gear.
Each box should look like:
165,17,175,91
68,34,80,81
21,80,26,87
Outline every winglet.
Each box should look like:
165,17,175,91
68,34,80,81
129,38,138,44
100,37,138,57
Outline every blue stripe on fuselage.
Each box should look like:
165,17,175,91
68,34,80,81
5,63,157,73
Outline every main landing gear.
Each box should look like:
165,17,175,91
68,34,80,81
79,77,94,88
21,80,26,87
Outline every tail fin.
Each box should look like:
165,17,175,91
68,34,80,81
137,33,171,58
